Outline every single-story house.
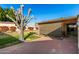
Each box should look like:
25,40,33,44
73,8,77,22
0,22,38,32
0,22,16,32
37,16,78,37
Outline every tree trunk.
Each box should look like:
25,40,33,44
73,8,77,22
19,29,24,42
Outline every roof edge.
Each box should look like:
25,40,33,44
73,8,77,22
38,16,77,25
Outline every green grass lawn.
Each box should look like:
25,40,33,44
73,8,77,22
0,31,40,48
25,32,40,42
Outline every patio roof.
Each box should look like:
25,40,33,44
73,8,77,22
38,16,77,25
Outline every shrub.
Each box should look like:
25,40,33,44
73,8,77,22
28,27,34,30
36,27,38,30
0,26,9,32
9,26,16,32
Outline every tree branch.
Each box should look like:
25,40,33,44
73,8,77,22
6,15,20,29
24,16,33,27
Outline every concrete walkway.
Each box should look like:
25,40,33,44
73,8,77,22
0,37,78,54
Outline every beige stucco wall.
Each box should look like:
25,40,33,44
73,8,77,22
0,23,15,26
38,23,62,35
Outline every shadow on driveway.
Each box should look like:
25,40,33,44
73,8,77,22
0,37,78,54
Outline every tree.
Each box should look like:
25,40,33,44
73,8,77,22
0,7,6,21
6,5,33,41
4,8,13,22
0,7,13,22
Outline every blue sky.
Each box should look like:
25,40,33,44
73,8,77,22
0,4,79,26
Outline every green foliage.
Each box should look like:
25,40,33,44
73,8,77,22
0,32,19,48
0,6,15,22
0,32,40,48
7,8,16,20
0,7,6,21
24,32,40,41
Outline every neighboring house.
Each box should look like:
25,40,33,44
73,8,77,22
0,22,38,32
37,16,78,37
0,22,16,32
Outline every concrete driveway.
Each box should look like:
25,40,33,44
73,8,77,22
0,37,78,54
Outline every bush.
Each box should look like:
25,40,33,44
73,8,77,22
28,27,34,30
0,26,9,32
36,27,38,30
9,26,16,32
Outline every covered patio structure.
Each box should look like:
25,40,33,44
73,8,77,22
37,16,78,37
